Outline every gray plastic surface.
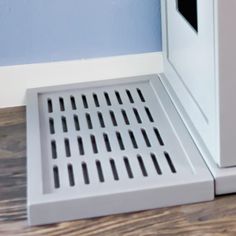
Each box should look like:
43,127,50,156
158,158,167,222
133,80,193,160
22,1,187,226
27,74,214,226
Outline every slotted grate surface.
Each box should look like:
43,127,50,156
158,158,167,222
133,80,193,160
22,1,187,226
27,75,213,226
41,83,185,193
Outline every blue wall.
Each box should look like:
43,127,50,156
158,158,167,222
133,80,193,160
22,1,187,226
0,0,161,66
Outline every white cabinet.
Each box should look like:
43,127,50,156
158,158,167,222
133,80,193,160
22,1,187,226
162,0,236,168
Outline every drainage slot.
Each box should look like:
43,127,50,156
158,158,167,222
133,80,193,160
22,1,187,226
91,135,98,154
128,130,138,149
103,133,112,152
47,99,53,113
110,159,119,180
96,160,104,182
115,91,123,105
110,111,117,126
126,90,134,103
86,113,93,129
64,138,71,157
137,155,148,177
53,166,60,189
93,93,100,107
61,116,68,133
154,127,164,146
124,157,133,179
116,132,125,150
121,109,130,125
104,92,111,106
98,112,105,128
141,129,151,147
164,152,176,173
145,107,154,123
74,115,80,131
68,164,75,186
82,95,88,109
82,162,90,184
77,136,84,155
70,96,77,110
137,88,145,102
51,140,57,159
49,118,55,134
59,97,65,111
133,108,142,124
151,153,162,175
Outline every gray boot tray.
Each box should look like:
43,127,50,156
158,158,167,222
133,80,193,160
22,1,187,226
26,74,213,226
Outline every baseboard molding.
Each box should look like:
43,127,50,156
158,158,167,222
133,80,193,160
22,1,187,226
0,52,162,108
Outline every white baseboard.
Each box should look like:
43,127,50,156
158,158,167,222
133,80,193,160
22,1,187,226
0,52,163,108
